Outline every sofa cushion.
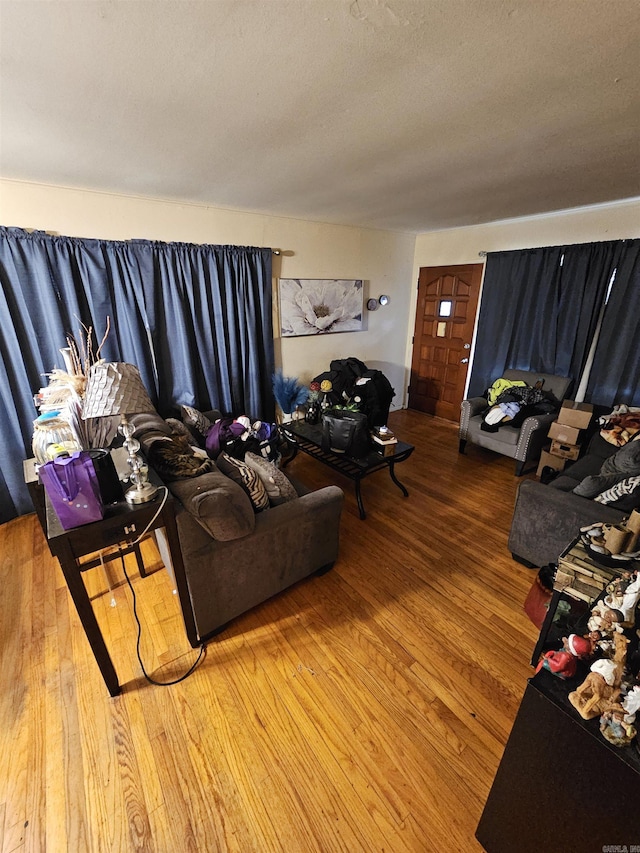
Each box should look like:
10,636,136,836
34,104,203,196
167,466,255,540
217,452,270,512
244,451,298,506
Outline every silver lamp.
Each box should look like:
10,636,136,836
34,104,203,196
82,362,158,504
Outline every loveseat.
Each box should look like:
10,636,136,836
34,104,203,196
508,432,640,568
131,410,344,644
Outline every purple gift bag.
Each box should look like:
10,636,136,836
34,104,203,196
39,451,104,529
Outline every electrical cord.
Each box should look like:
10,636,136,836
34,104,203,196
119,545,206,685
114,486,206,685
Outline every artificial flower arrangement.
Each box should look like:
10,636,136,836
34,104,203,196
304,381,323,424
272,370,309,422
320,379,333,410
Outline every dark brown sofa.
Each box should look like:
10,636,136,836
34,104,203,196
131,410,344,643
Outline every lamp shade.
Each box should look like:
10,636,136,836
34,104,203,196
82,362,155,419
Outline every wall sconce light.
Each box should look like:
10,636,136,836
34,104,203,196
366,294,391,311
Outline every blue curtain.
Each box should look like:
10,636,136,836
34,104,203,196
0,227,274,524
468,246,562,397
587,240,640,407
468,239,632,400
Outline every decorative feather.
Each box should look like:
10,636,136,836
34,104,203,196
272,370,309,414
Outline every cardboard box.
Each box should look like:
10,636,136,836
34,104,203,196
558,400,593,430
536,450,567,478
550,439,581,460
548,421,581,445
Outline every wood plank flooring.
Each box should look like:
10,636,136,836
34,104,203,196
0,410,540,852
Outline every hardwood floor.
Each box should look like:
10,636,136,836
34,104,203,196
1,410,540,852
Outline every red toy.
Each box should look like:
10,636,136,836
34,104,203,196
535,634,592,679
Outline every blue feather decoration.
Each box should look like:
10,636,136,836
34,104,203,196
272,370,309,414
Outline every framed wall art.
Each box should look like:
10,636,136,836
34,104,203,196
278,278,364,337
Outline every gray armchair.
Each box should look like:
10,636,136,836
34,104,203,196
459,369,572,476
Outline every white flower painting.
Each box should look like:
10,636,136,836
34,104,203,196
279,279,364,337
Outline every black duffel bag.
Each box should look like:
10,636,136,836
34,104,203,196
321,410,370,458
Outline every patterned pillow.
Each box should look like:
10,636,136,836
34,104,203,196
244,452,299,506
595,475,640,505
181,405,212,438
217,452,270,512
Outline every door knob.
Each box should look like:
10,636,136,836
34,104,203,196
464,343,471,349
461,358,469,364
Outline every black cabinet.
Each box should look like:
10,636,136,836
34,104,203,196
476,670,640,853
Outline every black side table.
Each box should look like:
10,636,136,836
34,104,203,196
476,671,640,853
24,456,194,696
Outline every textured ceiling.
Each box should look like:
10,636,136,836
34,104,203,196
1,0,639,233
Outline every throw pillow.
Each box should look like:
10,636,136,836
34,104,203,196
595,475,640,505
573,473,626,499
600,435,640,475
244,451,298,506
181,405,212,439
217,451,270,512
573,436,640,499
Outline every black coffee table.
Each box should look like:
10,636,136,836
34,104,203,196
280,420,414,519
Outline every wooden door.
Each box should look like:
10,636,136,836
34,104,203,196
408,264,483,421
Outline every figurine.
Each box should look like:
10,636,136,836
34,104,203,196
568,633,629,720
622,683,640,722
535,634,592,680
588,601,624,635
608,570,640,624
600,703,637,747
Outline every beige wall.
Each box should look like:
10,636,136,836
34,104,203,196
0,179,416,410
408,197,640,381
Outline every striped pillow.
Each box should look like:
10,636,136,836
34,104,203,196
217,452,270,512
244,452,298,506
595,475,640,505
